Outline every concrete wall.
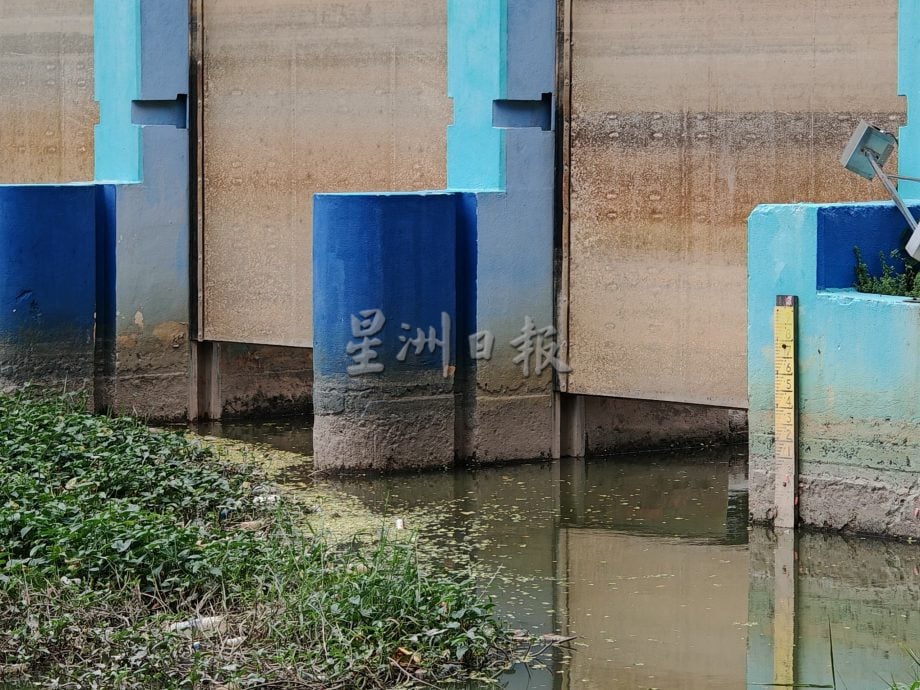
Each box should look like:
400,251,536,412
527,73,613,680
748,202,920,538
448,0,557,463
583,396,747,455
200,0,450,348
0,1,190,420
218,344,313,418
565,0,904,408
0,0,96,183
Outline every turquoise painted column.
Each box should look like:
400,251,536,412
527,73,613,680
447,0,506,190
748,202,920,539
899,0,920,197
94,0,142,183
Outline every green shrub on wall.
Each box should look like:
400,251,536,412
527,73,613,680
854,246,920,298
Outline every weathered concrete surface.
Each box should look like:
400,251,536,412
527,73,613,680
458,392,555,463
0,0,96,183
313,393,456,473
751,452,920,537
201,0,450,347
219,344,313,418
457,193,556,462
750,402,920,537
748,204,920,539
584,396,747,455
566,0,904,407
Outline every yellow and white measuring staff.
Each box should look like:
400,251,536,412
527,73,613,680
774,295,797,529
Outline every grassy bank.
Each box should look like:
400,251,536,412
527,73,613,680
0,392,517,689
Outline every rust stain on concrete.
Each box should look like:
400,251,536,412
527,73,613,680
152,321,187,349
115,333,137,349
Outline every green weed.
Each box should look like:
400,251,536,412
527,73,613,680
0,390,519,689
887,647,920,689
854,246,920,298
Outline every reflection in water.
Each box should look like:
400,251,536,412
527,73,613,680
203,420,920,690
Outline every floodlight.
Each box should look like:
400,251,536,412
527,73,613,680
841,120,920,260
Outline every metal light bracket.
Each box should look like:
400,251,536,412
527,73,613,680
841,120,920,260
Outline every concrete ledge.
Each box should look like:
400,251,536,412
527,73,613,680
751,454,920,539
219,343,313,418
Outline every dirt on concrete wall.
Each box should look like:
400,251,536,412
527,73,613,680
0,0,96,183
199,0,451,348
219,343,313,418
583,395,747,455
565,0,905,408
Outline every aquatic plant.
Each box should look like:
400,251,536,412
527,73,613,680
0,390,518,688
886,647,920,689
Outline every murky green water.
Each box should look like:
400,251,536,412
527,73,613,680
198,420,920,690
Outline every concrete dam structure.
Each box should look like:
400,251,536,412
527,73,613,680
1,0,918,538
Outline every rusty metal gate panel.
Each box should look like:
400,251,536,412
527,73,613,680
563,0,904,407
0,0,95,183
200,0,450,347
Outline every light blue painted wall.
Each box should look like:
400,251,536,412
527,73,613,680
138,0,188,101
748,202,920,474
748,204,819,427
506,0,554,102
113,129,189,331
94,0,142,183
91,0,190,332
899,0,920,198
447,0,506,191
